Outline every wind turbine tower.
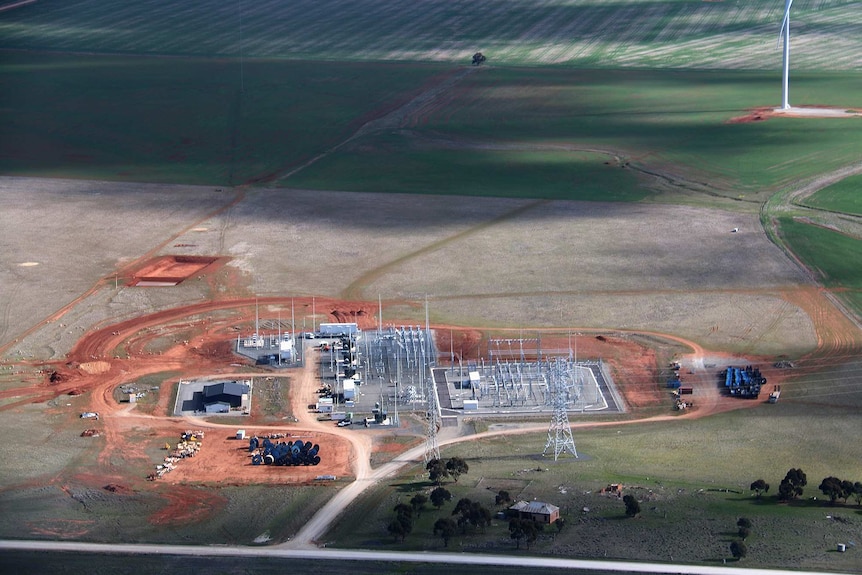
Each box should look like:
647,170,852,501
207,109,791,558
779,0,794,110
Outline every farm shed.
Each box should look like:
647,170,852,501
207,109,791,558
509,500,560,524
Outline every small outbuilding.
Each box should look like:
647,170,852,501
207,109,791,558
317,397,334,413
204,401,231,414
319,322,360,336
509,500,560,524
343,379,356,400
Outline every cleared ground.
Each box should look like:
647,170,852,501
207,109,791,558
1,178,817,359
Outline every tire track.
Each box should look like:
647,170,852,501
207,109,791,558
275,67,480,185
761,161,862,334
340,199,548,301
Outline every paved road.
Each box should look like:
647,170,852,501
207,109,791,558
0,540,842,575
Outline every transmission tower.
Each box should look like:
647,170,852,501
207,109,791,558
543,358,578,460
424,374,441,463
423,300,440,463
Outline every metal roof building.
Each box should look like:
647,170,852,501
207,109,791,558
203,381,249,408
510,500,560,524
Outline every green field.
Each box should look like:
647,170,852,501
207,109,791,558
325,398,862,571
0,52,447,185
802,174,862,216
286,68,862,203
285,133,648,201
3,50,862,202
778,217,862,313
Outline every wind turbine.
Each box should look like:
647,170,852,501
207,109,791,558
778,0,794,110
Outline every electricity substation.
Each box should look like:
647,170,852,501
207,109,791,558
313,324,624,435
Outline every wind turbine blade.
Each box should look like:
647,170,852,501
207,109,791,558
777,0,793,46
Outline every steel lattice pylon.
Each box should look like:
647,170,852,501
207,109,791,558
422,308,440,464
543,359,578,460
424,375,441,463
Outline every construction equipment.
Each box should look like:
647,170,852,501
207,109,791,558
250,438,321,466
768,385,781,403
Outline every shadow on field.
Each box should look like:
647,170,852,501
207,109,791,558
393,481,436,493
461,453,593,464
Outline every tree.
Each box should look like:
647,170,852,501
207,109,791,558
471,52,486,66
554,517,566,534
509,519,526,549
523,520,539,548
750,479,770,498
495,490,512,506
393,502,413,518
853,482,862,507
508,519,537,549
623,494,641,517
433,517,457,547
777,481,795,501
840,480,855,504
388,503,413,542
730,540,748,560
778,468,807,501
452,497,474,516
819,476,846,504
446,457,469,482
452,498,491,533
387,514,412,542
737,517,752,529
472,502,492,533
738,527,751,541
430,486,452,509
426,458,449,485
410,493,428,516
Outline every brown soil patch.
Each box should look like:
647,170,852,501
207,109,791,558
130,255,222,286
78,360,111,374
528,333,664,408
728,105,862,124
148,484,226,526
433,328,484,362
164,428,352,485
727,107,773,124
25,519,95,539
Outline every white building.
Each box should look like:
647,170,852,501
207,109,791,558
319,323,360,336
